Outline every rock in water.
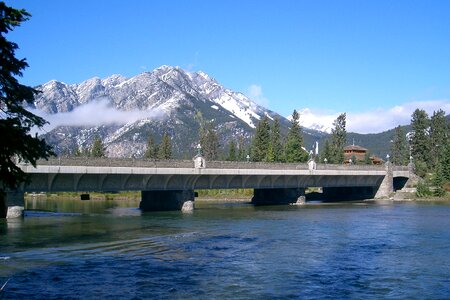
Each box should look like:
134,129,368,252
295,196,306,205
181,201,194,213
6,206,24,218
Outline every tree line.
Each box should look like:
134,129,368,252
401,109,449,196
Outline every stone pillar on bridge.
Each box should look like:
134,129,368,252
140,190,195,212
374,162,394,199
0,190,25,218
252,188,305,205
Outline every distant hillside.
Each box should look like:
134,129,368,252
339,114,449,159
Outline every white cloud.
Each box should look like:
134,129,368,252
247,84,269,107
31,98,164,134
295,99,450,134
347,100,450,133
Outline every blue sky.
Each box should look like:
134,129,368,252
7,0,450,132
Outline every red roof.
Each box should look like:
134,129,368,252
344,145,368,151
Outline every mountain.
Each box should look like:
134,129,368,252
34,66,325,158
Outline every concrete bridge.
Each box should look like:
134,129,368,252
3,158,412,215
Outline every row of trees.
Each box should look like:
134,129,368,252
249,110,309,162
389,108,449,196
144,132,172,160
408,109,449,196
75,136,106,157
390,109,449,172
320,113,347,164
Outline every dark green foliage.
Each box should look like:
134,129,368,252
251,116,271,162
416,180,432,198
284,110,308,163
196,112,220,161
391,125,409,166
429,109,447,169
144,134,158,159
237,136,246,161
320,139,331,163
90,136,106,157
200,122,219,160
0,2,53,210
227,139,236,161
364,152,372,165
329,113,347,164
158,132,172,159
432,163,446,197
410,109,431,170
442,133,450,182
414,159,428,178
267,117,284,162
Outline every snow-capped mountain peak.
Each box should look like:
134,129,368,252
34,65,298,157
287,108,337,133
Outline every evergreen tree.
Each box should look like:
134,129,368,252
158,132,172,159
410,109,431,172
432,163,446,197
429,109,447,170
200,122,219,160
227,139,237,161
329,113,347,164
144,134,158,159
90,136,106,157
284,110,308,163
441,131,450,182
364,152,372,165
266,117,283,162
237,135,246,161
251,116,271,162
0,3,54,217
391,125,409,165
320,139,332,163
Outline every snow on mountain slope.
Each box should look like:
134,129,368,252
34,66,324,157
288,108,337,134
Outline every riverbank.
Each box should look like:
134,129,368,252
24,189,449,204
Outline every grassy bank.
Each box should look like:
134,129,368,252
26,189,254,201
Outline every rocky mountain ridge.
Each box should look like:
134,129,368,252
34,65,324,158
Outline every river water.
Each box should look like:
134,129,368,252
1,198,449,299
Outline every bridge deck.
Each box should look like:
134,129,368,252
17,158,395,193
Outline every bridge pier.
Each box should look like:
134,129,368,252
375,162,394,198
0,190,25,218
252,188,305,205
139,190,195,212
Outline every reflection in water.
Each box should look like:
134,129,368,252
1,199,449,299
26,197,141,214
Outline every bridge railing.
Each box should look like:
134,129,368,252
32,157,385,171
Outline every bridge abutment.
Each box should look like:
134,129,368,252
140,190,195,212
252,188,305,205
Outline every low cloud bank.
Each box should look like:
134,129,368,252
247,84,269,107
297,99,450,134
31,98,164,134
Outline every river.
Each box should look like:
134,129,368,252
1,198,449,299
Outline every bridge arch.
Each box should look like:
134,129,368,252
393,176,409,191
